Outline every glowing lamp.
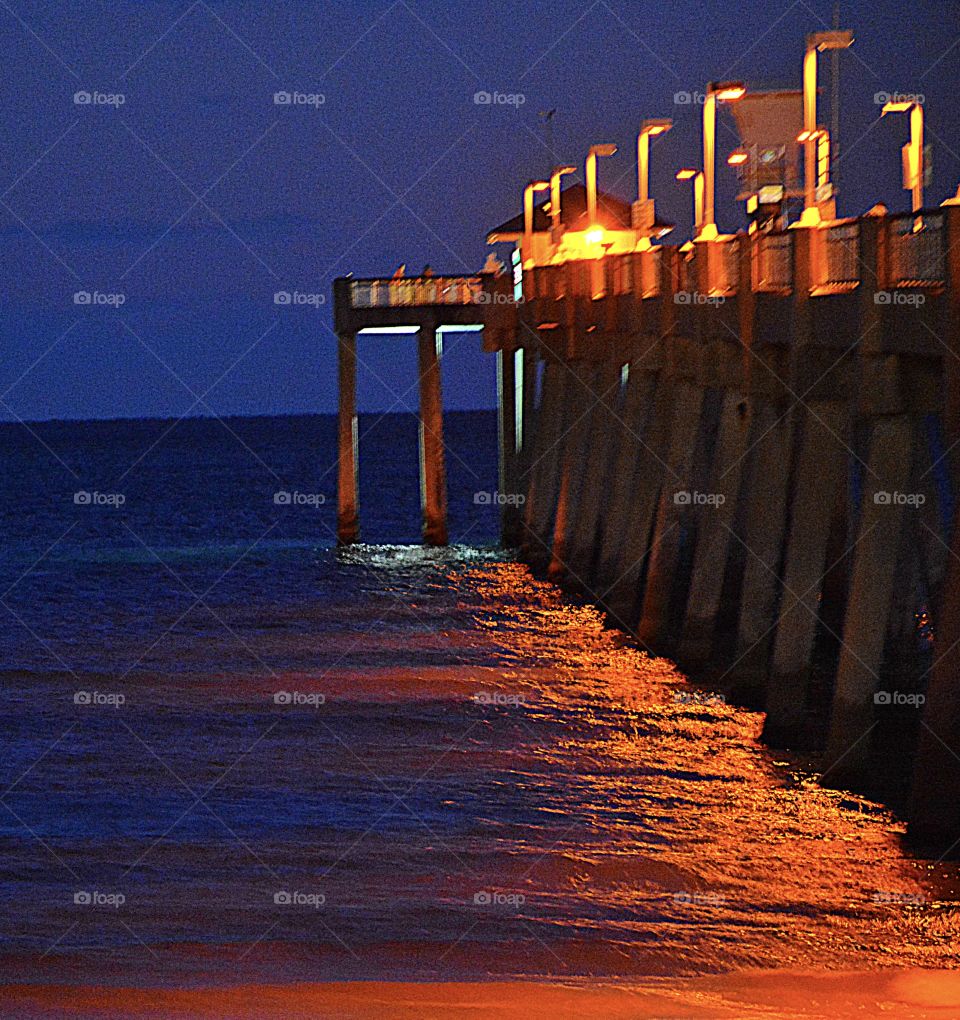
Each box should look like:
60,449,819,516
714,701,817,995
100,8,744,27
676,168,698,181
585,226,605,245
809,29,854,52
641,119,673,137
727,150,748,166
548,165,577,241
636,119,673,214
585,144,617,225
712,83,746,102
881,100,925,217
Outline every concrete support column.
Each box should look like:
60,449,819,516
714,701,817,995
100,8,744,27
594,366,658,595
601,373,674,630
567,358,623,585
677,390,752,666
523,360,566,568
497,347,522,546
635,380,706,650
417,324,448,546
518,347,538,484
337,331,360,545
762,401,849,746
824,415,914,782
549,362,596,582
909,203,960,849
730,400,796,694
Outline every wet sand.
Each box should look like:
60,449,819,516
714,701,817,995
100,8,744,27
6,969,960,1018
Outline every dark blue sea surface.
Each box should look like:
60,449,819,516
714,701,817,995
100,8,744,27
0,410,957,989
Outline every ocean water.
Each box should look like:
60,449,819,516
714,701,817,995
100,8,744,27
1,410,959,992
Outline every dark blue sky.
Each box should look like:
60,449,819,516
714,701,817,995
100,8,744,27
1,0,958,420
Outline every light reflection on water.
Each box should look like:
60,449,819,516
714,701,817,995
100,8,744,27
1,544,958,986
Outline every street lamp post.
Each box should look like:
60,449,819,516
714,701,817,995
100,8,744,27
523,180,550,268
882,100,925,220
701,81,746,240
549,165,576,244
636,118,672,244
586,143,617,227
676,168,705,236
800,29,853,225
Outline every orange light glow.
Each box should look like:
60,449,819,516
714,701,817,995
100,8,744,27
727,150,748,166
641,119,673,137
882,101,913,114
676,168,698,181
585,226,605,245
809,28,854,51
715,86,745,102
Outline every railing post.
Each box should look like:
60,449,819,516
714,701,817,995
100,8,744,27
337,331,360,545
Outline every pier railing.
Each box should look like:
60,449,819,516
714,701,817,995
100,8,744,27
349,275,485,308
638,247,661,298
817,220,861,292
888,212,945,288
509,208,953,311
752,231,793,293
714,236,741,296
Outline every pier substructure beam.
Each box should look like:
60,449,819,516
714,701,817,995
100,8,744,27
549,361,601,583
729,400,796,695
824,414,914,784
677,390,752,666
566,357,625,587
523,360,567,570
337,331,360,545
909,202,960,851
417,323,448,546
593,364,658,605
497,346,523,546
517,346,538,490
601,371,674,631
762,401,849,747
635,379,706,650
